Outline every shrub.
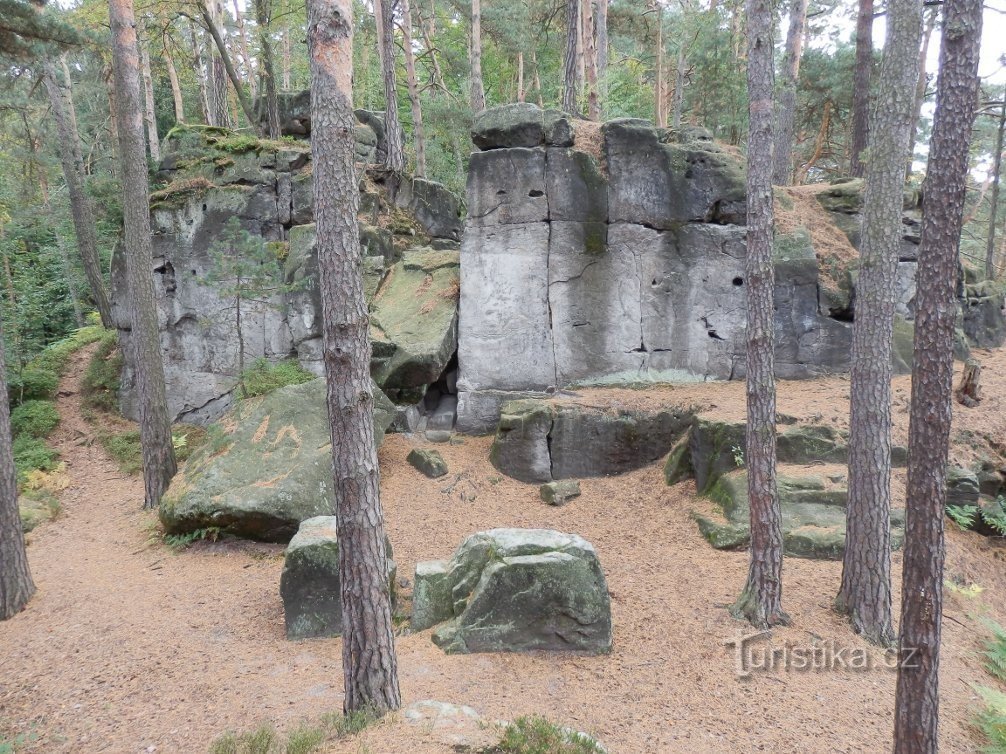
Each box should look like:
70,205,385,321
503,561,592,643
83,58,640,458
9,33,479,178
11,400,60,439
99,430,142,475
974,685,1006,753
12,435,59,479
81,331,122,413
485,716,606,754
18,489,61,532
8,368,59,404
239,359,314,399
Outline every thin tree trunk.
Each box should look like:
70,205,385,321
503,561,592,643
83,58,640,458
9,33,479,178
595,0,608,104
161,20,186,124
231,0,257,96
108,0,178,509
517,51,525,102
894,0,982,745
306,0,401,714
282,25,291,90
255,0,281,139
772,0,808,185
377,0,405,171
849,0,873,177
985,97,1005,279
189,20,212,124
401,0,426,176
0,316,33,621
797,98,831,183
201,2,259,130
469,0,486,113
54,229,85,328
583,0,599,120
532,50,543,108
653,1,664,127
138,22,160,162
836,0,922,648
41,61,115,328
418,1,447,94
59,57,80,138
731,0,788,630
671,46,685,130
563,0,579,114
907,7,937,178
105,67,120,174
205,2,231,127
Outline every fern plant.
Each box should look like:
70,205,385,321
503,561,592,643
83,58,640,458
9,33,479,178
974,685,1006,754
947,504,980,530
982,619,1006,682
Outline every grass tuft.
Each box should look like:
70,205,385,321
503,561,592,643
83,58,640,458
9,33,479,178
482,716,606,754
239,359,315,399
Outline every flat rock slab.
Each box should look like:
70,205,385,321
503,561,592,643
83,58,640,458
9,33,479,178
408,448,448,478
412,528,611,655
280,516,396,639
540,480,581,506
490,396,697,483
160,378,394,542
692,468,906,560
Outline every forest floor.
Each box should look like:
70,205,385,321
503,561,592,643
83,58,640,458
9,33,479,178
3,344,1006,752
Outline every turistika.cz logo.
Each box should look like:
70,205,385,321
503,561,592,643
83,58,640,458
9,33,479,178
724,630,919,678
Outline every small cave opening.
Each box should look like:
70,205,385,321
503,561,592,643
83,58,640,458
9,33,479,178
732,277,744,287
707,329,725,340
528,189,544,198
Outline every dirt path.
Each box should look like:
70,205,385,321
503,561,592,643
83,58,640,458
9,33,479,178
1,345,1005,752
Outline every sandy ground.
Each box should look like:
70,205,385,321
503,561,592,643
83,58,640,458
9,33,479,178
3,345,1006,753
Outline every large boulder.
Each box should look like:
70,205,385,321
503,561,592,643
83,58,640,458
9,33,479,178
412,528,611,655
490,396,697,483
280,516,396,639
472,103,573,150
963,282,1006,349
159,378,394,542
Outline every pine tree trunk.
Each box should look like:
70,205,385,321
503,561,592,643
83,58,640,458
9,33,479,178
41,61,115,329
0,319,34,621
378,0,405,172
189,20,212,124
469,0,486,113
532,50,544,108
105,68,120,174
836,0,922,648
653,2,664,127
282,26,291,90
562,0,579,114
205,1,232,127
907,8,937,178
517,51,525,102
306,0,402,714
772,0,808,186
162,20,186,124
418,2,447,94
201,2,259,131
108,0,178,510
255,0,281,139
985,98,1005,279
893,0,982,747
231,0,258,96
954,357,982,407
583,0,599,120
850,0,873,177
594,0,607,104
401,0,426,176
731,0,788,630
138,23,160,162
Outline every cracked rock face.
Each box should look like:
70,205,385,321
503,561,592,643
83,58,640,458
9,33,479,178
457,107,853,433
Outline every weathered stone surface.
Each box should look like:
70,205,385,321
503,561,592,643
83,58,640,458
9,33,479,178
408,448,448,478
963,282,1006,349
489,397,696,483
401,701,496,750
413,528,611,654
159,379,394,541
280,516,396,639
396,178,463,241
946,466,980,507
472,103,574,150
467,149,548,226
694,469,906,560
540,480,581,506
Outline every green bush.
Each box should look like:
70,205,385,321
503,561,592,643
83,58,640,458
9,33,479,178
18,489,61,532
12,435,59,479
974,686,1006,753
81,330,122,412
11,400,60,439
485,716,606,754
8,367,59,403
239,359,314,399
99,430,142,475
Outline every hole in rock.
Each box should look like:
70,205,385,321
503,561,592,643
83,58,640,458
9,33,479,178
732,277,744,286
528,189,544,198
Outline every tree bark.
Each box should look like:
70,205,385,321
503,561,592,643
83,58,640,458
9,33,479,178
772,0,808,185
893,0,982,747
836,0,922,648
254,0,281,139
731,0,789,630
400,0,426,176
306,0,402,715
41,60,115,328
374,0,405,172
161,17,186,124
532,50,543,108
517,51,525,102
0,317,34,621
985,97,1005,279
188,20,212,124
562,0,579,114
200,2,259,131
849,0,873,177
954,357,982,407
595,0,607,103
281,25,291,90
417,1,447,95
138,22,160,162
907,7,937,178
469,0,486,113
671,45,685,130
653,1,664,127
231,0,257,96
205,2,231,127
583,0,599,120
108,0,178,510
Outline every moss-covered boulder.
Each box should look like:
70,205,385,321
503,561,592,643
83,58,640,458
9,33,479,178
280,516,396,639
370,248,460,393
693,468,906,560
472,103,574,150
412,528,611,654
407,448,448,479
160,378,394,542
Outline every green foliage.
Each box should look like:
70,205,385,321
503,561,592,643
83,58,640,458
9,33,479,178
210,708,380,754
947,504,980,530
239,359,314,399
163,526,221,552
320,707,381,739
81,329,122,412
12,434,59,479
484,716,605,754
974,685,1006,753
210,725,279,754
10,400,59,438
7,367,58,404
983,620,1006,683
98,429,142,476
18,488,61,532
